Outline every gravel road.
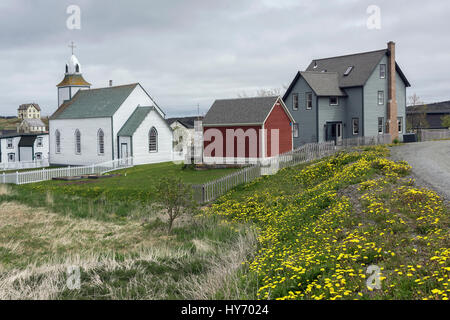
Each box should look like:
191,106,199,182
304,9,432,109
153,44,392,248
390,140,450,201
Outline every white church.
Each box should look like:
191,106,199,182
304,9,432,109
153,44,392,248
49,52,173,166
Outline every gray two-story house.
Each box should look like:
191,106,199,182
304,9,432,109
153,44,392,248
283,42,411,147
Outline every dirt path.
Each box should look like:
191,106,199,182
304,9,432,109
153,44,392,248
390,140,450,201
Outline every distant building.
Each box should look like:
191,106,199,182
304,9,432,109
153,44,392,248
167,116,203,157
0,132,49,163
17,118,47,133
406,100,450,129
18,103,41,119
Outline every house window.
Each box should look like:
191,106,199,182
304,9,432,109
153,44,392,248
75,129,81,154
55,130,61,153
293,94,299,110
378,91,384,105
149,127,158,152
380,64,386,79
398,117,403,133
7,138,13,149
8,153,15,162
306,92,312,110
293,123,299,138
98,129,105,155
352,118,359,135
37,137,43,147
378,117,384,134
35,152,42,160
330,97,339,106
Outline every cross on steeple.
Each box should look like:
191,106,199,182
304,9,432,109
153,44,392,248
68,41,76,55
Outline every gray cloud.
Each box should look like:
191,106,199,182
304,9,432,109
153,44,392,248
0,0,449,117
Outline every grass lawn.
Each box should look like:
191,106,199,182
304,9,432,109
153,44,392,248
17,161,239,203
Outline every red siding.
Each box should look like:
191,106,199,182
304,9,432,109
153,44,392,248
203,125,262,158
203,101,293,159
264,102,293,156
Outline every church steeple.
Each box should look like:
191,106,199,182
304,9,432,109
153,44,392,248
56,42,91,107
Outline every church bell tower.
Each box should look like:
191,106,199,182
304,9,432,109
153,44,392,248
56,42,91,107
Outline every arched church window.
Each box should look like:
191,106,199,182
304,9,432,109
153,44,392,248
98,129,105,155
65,64,69,73
75,64,80,73
149,127,158,152
55,130,61,153
75,129,81,154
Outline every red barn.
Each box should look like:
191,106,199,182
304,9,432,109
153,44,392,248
202,96,295,163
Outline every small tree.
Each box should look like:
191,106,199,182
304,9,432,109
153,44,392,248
155,177,198,233
441,115,450,129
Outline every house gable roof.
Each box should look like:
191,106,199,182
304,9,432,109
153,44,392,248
284,48,411,100
18,103,41,111
117,106,152,136
300,72,347,97
50,83,139,119
167,116,203,129
203,96,292,126
21,118,46,127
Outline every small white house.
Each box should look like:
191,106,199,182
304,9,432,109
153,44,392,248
49,53,172,166
0,133,49,163
17,118,47,133
167,117,202,160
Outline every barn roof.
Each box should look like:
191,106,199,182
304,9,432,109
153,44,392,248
50,83,138,119
203,96,283,126
117,106,152,136
21,118,46,127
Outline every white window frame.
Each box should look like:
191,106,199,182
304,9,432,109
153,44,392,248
97,129,105,155
306,92,312,110
7,138,13,149
380,64,386,79
378,117,384,134
75,129,81,155
378,91,384,105
398,116,403,133
149,127,158,153
8,153,15,162
330,97,339,106
35,152,42,160
55,130,61,153
352,118,359,135
36,137,43,147
293,123,299,138
292,93,299,111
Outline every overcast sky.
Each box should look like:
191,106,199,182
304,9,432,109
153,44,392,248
0,0,449,117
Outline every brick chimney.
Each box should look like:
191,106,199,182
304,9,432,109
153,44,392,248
386,41,398,141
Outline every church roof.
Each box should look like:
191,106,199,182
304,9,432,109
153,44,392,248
117,106,153,136
56,74,91,87
51,83,139,119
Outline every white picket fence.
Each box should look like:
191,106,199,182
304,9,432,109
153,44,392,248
0,159,49,171
1,157,134,185
192,135,391,203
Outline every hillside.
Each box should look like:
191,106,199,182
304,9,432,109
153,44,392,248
0,145,448,300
